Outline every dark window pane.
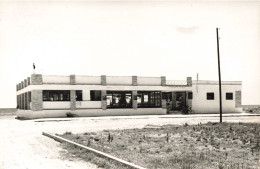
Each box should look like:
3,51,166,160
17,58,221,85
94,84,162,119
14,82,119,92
43,91,49,101
76,90,83,101
42,90,70,101
207,93,214,100
226,93,233,100
188,92,193,99
90,90,101,101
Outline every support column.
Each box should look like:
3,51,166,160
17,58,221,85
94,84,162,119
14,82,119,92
31,74,43,85
27,77,31,85
19,94,22,109
172,92,176,109
101,90,107,110
132,76,137,86
16,95,19,108
187,77,192,86
70,75,76,85
21,81,24,89
101,75,106,86
24,93,28,110
21,93,25,109
235,91,241,108
18,83,21,90
132,90,137,110
31,90,43,111
27,92,30,110
161,76,166,86
70,90,76,110
24,79,27,88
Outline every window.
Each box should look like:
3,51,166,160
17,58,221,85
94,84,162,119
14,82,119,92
90,90,101,101
226,93,233,100
76,90,82,101
137,91,161,108
43,90,70,101
207,93,214,100
106,91,132,108
188,92,193,100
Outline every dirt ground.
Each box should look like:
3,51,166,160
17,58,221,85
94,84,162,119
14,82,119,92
0,113,260,169
61,122,260,168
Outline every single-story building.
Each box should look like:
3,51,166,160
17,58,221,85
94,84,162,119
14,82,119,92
16,74,242,119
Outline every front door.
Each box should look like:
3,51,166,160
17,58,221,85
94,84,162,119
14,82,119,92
175,92,186,110
162,92,172,113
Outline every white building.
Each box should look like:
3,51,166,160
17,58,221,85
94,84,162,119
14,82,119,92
16,74,242,119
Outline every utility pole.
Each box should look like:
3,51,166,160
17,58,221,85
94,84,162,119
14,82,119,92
216,28,222,123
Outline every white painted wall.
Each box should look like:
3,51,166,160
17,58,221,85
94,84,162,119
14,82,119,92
75,75,101,85
16,108,166,119
137,77,161,86
106,76,132,85
17,77,243,115
42,75,70,84
43,101,70,109
191,82,242,113
16,84,192,95
76,101,101,109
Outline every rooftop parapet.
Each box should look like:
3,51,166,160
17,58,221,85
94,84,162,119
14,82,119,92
193,80,242,85
17,74,196,87
42,75,69,84
166,80,187,86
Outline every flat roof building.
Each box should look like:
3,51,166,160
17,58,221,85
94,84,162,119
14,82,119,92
16,74,242,119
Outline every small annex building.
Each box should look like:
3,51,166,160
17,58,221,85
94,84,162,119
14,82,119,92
16,74,242,119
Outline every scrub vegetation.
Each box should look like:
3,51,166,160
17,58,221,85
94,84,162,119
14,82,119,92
243,105,260,114
60,122,260,169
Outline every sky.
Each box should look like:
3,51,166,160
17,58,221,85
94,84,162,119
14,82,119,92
0,1,259,108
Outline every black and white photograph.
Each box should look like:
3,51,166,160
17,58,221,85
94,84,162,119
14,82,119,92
0,1,260,168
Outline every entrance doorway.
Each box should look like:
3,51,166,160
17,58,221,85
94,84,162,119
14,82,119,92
175,92,186,110
162,92,172,113
162,91,187,113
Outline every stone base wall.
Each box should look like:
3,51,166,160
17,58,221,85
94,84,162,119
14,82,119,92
16,108,167,119
31,90,43,111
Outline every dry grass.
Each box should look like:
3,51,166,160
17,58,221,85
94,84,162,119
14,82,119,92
60,122,260,169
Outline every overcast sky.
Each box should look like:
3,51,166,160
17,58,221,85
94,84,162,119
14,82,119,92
0,1,259,108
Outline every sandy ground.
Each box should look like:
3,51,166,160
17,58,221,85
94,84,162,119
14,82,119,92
0,113,260,169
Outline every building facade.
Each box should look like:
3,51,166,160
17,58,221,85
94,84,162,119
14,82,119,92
16,74,242,119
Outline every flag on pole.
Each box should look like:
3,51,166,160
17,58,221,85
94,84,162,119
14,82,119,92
33,63,35,70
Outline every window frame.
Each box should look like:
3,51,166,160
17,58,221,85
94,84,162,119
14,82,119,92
226,92,233,100
42,90,70,101
207,92,214,100
137,91,161,108
106,91,132,109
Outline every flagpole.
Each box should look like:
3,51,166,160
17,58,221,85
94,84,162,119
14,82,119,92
33,63,35,74
216,28,222,123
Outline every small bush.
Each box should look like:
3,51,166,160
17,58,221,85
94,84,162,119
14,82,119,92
65,131,72,135
182,106,192,114
66,112,78,118
184,122,189,127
